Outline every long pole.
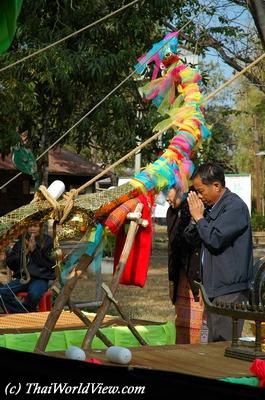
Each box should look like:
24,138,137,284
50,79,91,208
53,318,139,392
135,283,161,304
75,52,265,195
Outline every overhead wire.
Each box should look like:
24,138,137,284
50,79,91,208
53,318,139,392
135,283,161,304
0,0,141,74
73,50,265,195
4,48,263,195
0,14,186,191
0,0,143,190
0,0,237,192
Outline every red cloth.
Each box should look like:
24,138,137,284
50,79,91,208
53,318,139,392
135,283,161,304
113,194,153,287
103,198,139,234
250,359,265,387
86,358,102,364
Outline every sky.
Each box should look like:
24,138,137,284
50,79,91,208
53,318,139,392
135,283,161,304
189,0,253,80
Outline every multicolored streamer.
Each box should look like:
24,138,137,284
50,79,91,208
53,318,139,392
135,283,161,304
132,32,212,193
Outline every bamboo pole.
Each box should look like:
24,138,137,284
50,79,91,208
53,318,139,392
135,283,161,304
75,132,167,195
75,52,265,195
204,52,265,103
81,203,143,350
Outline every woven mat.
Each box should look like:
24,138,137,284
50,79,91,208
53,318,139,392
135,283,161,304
0,311,117,334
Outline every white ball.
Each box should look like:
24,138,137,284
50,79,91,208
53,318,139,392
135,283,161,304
106,346,132,364
65,346,86,361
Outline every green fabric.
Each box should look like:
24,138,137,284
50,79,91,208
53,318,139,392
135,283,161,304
0,321,176,353
0,0,23,54
11,143,39,189
11,144,38,176
220,376,259,387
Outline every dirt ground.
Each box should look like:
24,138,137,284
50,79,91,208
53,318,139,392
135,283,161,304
71,248,175,323
71,245,264,336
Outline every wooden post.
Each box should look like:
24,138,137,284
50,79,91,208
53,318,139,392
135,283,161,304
81,203,143,350
68,301,113,347
34,253,94,353
101,283,147,346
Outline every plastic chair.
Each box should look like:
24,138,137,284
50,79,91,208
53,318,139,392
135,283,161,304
16,290,53,312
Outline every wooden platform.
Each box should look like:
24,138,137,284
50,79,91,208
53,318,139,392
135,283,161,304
49,342,253,380
0,311,255,380
91,342,254,379
0,310,161,334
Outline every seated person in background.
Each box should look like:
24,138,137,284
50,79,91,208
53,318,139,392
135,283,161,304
166,185,203,344
0,222,55,313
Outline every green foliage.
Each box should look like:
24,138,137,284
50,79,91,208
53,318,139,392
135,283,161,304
195,104,235,172
1,0,264,187
0,0,197,171
251,213,265,231
227,80,265,214
103,233,116,258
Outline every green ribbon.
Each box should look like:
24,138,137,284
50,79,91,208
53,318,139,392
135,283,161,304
0,0,23,54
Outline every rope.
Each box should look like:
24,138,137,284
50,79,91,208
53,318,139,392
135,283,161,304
73,51,265,194
0,4,208,192
52,221,63,279
0,4,204,193
3,2,258,194
0,295,9,314
0,278,31,315
32,185,61,220
203,52,265,103
4,283,30,313
0,71,134,191
31,183,79,225
31,184,76,242
60,189,78,224
19,234,31,285
0,0,141,74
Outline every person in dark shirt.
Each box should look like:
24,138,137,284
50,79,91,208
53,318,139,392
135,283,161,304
186,163,253,342
0,222,55,313
166,185,203,344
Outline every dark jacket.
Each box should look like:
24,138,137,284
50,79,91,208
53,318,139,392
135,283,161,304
6,234,56,281
166,200,201,303
185,189,253,298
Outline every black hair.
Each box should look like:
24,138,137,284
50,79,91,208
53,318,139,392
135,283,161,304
168,184,182,196
26,221,46,249
192,163,225,187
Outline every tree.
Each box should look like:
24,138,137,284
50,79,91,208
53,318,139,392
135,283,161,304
1,0,264,189
228,78,265,212
167,0,265,93
0,0,197,184
247,0,265,48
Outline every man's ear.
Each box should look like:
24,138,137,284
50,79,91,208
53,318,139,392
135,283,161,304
213,181,222,192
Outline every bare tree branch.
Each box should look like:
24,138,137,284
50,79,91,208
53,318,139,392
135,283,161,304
165,22,265,94
247,0,265,49
231,0,247,6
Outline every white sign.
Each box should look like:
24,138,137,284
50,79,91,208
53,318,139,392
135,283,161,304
118,178,131,186
153,174,252,219
225,174,251,214
153,201,169,218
